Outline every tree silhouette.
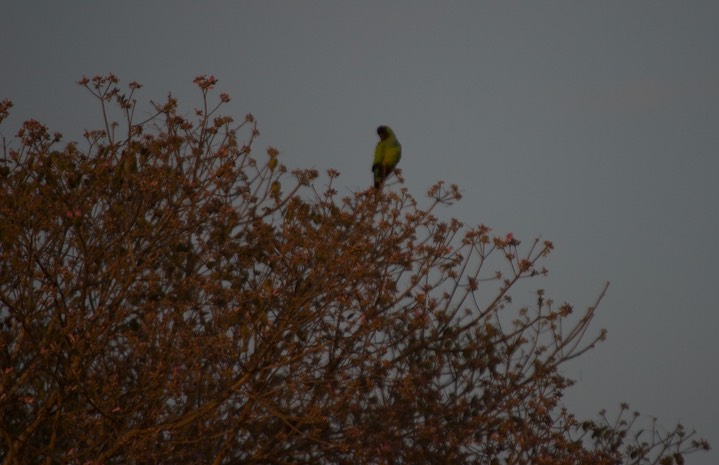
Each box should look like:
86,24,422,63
0,76,709,465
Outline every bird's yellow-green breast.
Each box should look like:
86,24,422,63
374,126,401,168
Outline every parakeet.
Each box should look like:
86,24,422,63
372,125,401,189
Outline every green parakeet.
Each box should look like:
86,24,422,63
372,125,401,189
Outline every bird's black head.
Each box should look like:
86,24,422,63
377,126,389,141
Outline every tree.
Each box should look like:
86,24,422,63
0,75,709,465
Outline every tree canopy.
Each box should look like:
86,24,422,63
0,75,709,465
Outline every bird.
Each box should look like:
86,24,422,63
372,125,401,189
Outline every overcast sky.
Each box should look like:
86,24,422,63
2,2,718,462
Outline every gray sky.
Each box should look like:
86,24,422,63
2,2,718,462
